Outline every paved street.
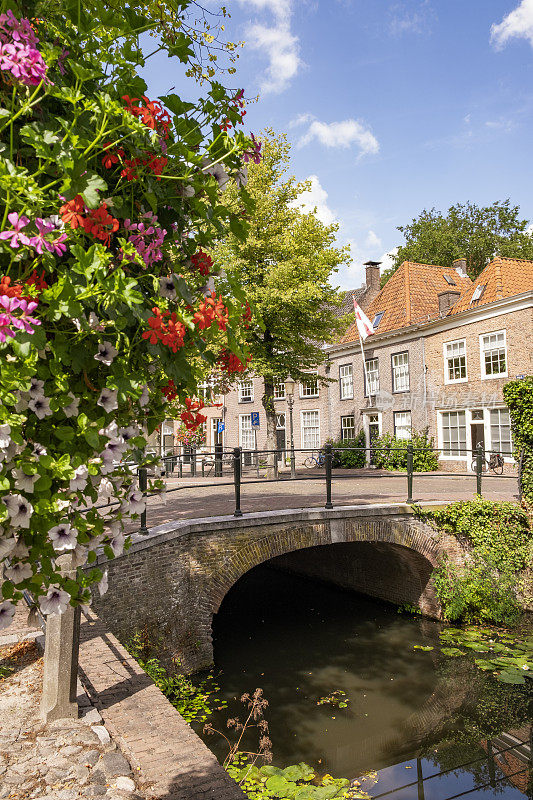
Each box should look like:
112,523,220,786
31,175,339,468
124,469,519,534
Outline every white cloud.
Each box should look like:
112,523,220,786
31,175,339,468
379,247,399,272
389,1,435,37
237,0,301,94
291,175,336,226
298,119,379,158
289,112,315,129
491,0,533,49
365,230,382,250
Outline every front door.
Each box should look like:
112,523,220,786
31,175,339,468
471,423,485,454
212,418,223,447
367,414,380,465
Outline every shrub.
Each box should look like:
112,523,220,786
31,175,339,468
503,377,533,504
372,428,439,472
328,429,366,468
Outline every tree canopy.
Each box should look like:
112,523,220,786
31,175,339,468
382,199,533,285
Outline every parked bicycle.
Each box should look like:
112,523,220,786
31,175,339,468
304,450,326,468
470,451,505,475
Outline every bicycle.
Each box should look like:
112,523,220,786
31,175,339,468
470,452,505,475
304,451,326,468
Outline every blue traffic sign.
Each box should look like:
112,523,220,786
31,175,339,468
251,412,260,428
217,421,225,433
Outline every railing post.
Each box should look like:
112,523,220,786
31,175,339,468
138,466,148,535
324,443,333,509
214,443,223,477
233,446,243,517
476,442,483,496
406,443,414,503
178,457,183,478
191,446,196,477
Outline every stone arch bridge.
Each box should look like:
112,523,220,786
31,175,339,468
93,502,462,673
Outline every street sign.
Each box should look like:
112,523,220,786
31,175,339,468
217,421,225,433
251,412,260,428
516,374,525,380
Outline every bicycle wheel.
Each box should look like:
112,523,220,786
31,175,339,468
471,458,488,473
492,459,504,476
304,456,316,468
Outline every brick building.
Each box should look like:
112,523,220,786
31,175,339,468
187,257,533,470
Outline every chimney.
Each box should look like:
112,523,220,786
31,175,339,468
364,260,381,292
438,290,461,315
453,258,468,277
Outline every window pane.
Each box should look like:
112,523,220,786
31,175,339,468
239,415,255,449
239,379,253,402
392,352,409,392
365,359,379,395
482,332,506,376
301,411,320,449
339,364,354,399
300,376,319,397
445,341,466,381
273,378,285,399
441,411,467,456
341,415,356,441
490,408,512,455
394,411,412,440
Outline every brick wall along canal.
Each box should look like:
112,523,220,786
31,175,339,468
194,564,532,798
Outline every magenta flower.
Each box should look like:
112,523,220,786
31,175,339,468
243,133,262,164
29,217,54,254
0,295,40,341
0,212,31,248
0,13,50,87
47,234,68,256
58,47,69,75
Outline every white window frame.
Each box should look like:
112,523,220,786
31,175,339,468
392,352,410,393
489,407,512,458
394,411,412,440
239,414,255,450
273,378,286,400
300,410,320,449
364,358,379,396
480,330,507,380
438,410,468,459
443,338,468,384
211,418,223,447
238,378,254,403
340,415,356,441
339,364,354,400
299,374,319,399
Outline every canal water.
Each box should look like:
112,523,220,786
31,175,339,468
195,563,532,799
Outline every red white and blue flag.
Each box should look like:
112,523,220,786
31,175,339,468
353,298,374,341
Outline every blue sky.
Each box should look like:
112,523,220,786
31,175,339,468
141,0,533,289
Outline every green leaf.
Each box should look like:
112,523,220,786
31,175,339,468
441,647,465,657
413,645,434,651
54,426,75,442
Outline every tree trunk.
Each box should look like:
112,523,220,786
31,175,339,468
262,376,277,479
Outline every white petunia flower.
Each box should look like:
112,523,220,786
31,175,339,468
119,425,139,442
159,274,177,300
70,464,89,492
97,388,118,414
0,534,16,560
63,393,80,419
14,393,29,413
94,341,118,366
4,561,33,584
0,424,11,450
72,544,89,568
104,437,127,461
98,478,114,499
12,468,39,494
48,523,78,552
139,386,149,407
98,570,109,597
32,443,47,458
121,489,145,516
2,494,33,528
178,182,195,198
39,585,70,615
100,421,119,439
88,312,105,331
12,539,29,559
28,395,52,419
235,165,248,188
28,378,45,399
109,532,125,557
202,157,229,190
0,600,15,630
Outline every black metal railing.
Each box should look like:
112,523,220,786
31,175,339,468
123,441,518,531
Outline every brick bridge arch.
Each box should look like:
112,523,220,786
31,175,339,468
94,505,459,672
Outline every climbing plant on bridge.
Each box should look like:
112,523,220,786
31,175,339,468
0,0,257,630
503,376,533,505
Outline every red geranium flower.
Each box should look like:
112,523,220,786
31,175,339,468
60,194,85,229
82,204,119,246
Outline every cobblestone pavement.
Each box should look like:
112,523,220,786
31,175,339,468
124,469,518,533
0,611,146,800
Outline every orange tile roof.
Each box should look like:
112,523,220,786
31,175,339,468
450,256,533,313
341,261,472,342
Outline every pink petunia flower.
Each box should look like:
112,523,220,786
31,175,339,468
0,212,31,248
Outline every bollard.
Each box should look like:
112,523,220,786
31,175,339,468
191,446,196,477
214,443,223,477
324,443,333,509
233,447,243,517
406,443,414,503
138,467,148,535
475,442,484,496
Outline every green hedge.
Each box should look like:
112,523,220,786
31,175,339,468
327,430,366,468
503,377,533,504
372,429,439,472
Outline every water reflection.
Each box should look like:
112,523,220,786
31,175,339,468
196,563,532,797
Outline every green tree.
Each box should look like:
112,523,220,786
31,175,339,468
214,131,350,463
383,199,533,284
